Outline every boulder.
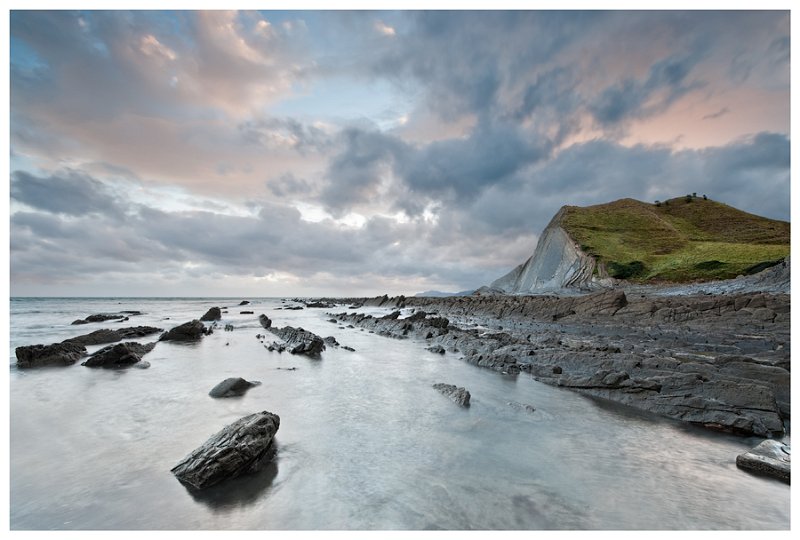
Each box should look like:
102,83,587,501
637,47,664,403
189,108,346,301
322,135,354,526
267,326,325,356
81,342,156,368
16,342,86,368
238,300,250,306
259,314,272,329
736,440,790,483
209,377,261,398
240,311,254,315
427,345,446,354
200,307,222,321
160,320,206,342
171,411,280,490
433,383,471,407
63,326,163,346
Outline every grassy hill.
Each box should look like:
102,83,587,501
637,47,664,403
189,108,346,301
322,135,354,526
560,196,790,282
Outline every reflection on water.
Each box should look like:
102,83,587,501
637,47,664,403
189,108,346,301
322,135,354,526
187,456,280,512
9,297,790,530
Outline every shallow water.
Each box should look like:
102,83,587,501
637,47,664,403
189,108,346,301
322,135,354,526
9,297,790,530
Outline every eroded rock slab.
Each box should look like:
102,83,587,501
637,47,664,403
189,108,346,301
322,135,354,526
736,440,790,483
71,313,129,325
171,411,280,490
16,342,86,368
209,377,261,398
160,320,206,342
64,326,163,346
433,383,471,407
267,326,325,356
81,342,156,368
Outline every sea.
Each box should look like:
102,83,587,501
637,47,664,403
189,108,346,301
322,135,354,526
8,297,791,530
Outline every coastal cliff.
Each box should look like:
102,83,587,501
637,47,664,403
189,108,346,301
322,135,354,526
487,197,790,294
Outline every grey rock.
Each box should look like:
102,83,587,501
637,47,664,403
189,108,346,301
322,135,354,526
209,377,261,398
433,383,471,407
324,336,339,346
171,411,280,490
16,342,86,368
238,300,250,306
342,346,356,352
160,320,206,342
200,307,222,321
240,310,254,314
268,326,325,356
81,342,156,368
63,326,163,346
736,440,790,483
427,345,446,354
259,314,272,329
71,313,127,325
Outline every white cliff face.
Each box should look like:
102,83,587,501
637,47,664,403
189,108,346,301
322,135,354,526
489,208,597,293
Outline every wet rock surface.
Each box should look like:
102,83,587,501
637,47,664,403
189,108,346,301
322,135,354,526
171,411,280,490
16,342,87,368
160,320,207,342
433,383,471,406
64,326,163,346
208,377,261,398
71,313,133,325
736,440,791,483
267,326,325,356
328,289,790,437
199,307,222,321
81,342,156,368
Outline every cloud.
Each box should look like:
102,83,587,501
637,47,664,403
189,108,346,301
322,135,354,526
10,170,123,216
702,107,730,120
589,52,706,127
374,20,396,36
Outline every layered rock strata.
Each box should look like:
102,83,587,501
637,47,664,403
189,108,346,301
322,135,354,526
171,411,280,490
328,290,789,437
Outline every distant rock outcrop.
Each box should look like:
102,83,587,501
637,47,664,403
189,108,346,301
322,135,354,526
171,411,280,490
200,307,222,321
64,326,162,346
160,320,206,342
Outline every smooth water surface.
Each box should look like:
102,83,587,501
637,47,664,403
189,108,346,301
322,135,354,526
9,297,790,529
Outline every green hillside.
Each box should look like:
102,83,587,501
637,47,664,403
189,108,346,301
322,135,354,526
560,196,790,282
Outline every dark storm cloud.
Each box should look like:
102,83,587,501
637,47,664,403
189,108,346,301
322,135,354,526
590,52,706,126
320,119,550,216
396,120,548,202
320,128,407,212
10,170,123,216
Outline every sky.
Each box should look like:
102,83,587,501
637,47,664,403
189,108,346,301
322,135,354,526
7,9,791,297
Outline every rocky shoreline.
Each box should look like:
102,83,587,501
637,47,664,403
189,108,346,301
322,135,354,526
322,289,789,441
